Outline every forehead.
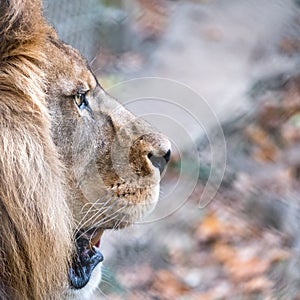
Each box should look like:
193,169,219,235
45,34,97,95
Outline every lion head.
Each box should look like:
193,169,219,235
0,0,171,299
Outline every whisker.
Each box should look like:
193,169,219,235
91,205,127,230
78,196,117,224
75,200,125,240
95,286,109,299
75,200,102,231
113,214,127,230
89,47,104,68
74,194,114,232
75,205,113,238
79,196,115,215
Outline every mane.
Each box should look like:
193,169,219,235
0,0,73,298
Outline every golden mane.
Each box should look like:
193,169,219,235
0,0,73,298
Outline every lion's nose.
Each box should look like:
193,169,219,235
130,132,171,176
148,149,171,174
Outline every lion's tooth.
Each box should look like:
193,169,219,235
90,229,104,248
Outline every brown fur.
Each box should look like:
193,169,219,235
0,1,72,298
0,0,171,299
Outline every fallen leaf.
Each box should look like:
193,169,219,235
245,125,278,162
150,270,190,299
212,242,236,264
226,257,270,281
243,276,273,293
195,212,224,242
268,248,291,264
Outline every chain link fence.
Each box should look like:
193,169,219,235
44,0,131,61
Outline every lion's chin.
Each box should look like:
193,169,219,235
104,184,160,229
79,182,160,229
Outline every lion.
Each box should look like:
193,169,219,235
0,0,171,299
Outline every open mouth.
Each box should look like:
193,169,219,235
69,228,104,289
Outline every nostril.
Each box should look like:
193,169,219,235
164,149,171,163
147,149,171,175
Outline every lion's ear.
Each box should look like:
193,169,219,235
0,0,46,56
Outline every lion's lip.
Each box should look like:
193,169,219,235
70,229,104,289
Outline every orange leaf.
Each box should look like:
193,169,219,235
213,242,236,264
268,248,291,264
150,270,190,299
226,257,270,281
243,276,273,293
196,212,224,242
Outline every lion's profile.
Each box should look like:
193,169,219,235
0,0,171,299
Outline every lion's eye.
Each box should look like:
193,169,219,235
74,92,89,110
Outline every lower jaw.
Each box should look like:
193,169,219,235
69,245,104,290
66,263,102,300
69,228,105,290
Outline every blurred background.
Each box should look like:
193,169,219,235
45,0,300,299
